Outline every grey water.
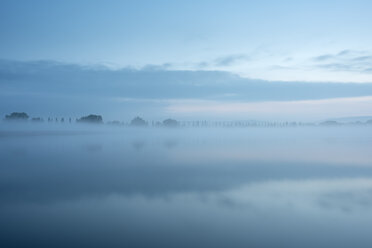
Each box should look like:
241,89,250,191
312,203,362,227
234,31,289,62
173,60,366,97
1,124,372,248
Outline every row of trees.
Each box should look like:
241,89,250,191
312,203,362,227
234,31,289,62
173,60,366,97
4,112,73,123
4,112,372,127
3,112,179,127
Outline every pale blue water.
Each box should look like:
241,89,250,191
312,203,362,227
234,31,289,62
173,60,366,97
1,124,372,248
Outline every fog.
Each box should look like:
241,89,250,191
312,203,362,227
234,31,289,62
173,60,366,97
2,1,372,247
1,123,372,247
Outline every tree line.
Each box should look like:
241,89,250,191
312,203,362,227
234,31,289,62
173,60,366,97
3,112,372,127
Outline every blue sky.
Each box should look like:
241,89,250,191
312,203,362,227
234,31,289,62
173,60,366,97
1,0,372,82
1,0,372,120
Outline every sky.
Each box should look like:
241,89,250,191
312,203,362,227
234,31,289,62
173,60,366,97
2,0,372,82
1,0,372,120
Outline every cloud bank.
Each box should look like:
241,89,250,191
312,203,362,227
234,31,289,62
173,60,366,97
1,59,372,121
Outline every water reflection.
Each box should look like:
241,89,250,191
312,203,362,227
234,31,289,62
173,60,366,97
132,140,146,151
163,139,178,149
0,126,372,247
84,143,103,153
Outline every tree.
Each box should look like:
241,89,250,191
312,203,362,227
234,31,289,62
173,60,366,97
130,116,147,126
31,117,43,122
163,118,179,127
77,114,103,123
5,112,29,120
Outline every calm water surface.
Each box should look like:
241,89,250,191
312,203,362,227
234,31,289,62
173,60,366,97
1,124,372,248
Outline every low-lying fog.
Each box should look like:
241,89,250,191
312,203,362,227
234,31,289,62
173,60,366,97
1,123,372,248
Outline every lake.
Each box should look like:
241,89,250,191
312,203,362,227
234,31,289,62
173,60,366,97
1,124,372,248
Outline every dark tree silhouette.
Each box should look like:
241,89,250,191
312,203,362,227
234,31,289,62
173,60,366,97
130,116,147,126
5,112,29,120
163,118,179,127
77,114,103,124
31,117,43,122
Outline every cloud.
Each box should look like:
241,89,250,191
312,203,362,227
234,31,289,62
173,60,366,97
1,59,372,120
195,54,250,68
263,50,372,82
313,54,334,61
269,65,296,70
2,59,372,100
214,54,250,66
311,50,372,73
141,63,173,71
316,63,353,71
338,50,352,56
352,56,372,62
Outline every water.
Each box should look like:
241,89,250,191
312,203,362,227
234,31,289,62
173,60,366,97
1,124,372,248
